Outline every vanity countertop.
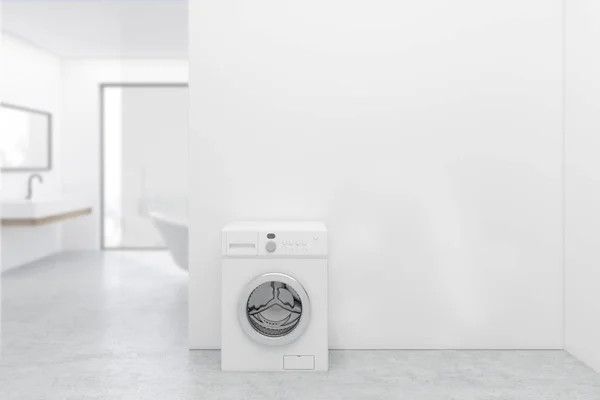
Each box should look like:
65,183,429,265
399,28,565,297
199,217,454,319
1,196,92,226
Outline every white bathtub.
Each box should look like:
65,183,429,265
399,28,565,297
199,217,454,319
149,212,188,271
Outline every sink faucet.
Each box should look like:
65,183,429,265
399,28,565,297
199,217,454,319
26,173,43,200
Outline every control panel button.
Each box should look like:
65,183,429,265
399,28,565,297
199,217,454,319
296,241,300,245
283,240,287,245
265,241,277,253
302,241,307,246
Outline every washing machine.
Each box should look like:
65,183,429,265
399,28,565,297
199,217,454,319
221,221,328,371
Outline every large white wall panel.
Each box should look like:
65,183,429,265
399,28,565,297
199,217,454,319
190,0,563,349
565,0,600,374
1,1,4,332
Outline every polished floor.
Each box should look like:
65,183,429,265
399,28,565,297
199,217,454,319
1,252,599,400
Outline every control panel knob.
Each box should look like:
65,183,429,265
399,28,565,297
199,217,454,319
265,240,277,253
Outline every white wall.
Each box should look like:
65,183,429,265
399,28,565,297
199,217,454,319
1,2,4,333
2,225,62,272
1,34,63,271
565,0,600,374
190,0,564,349
0,34,61,198
60,60,188,250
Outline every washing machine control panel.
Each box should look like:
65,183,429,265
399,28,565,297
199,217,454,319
259,231,327,257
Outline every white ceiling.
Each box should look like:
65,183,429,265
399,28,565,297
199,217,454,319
1,0,188,58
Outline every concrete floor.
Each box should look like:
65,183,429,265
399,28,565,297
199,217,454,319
1,252,599,400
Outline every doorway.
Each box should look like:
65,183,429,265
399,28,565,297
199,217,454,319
100,83,189,249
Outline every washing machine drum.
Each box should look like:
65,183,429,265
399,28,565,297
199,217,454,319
239,272,311,346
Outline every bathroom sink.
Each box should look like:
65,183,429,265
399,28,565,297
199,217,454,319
1,196,92,220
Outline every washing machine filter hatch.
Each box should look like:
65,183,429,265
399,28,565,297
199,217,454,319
239,272,312,346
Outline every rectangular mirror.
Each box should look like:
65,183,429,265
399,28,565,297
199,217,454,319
0,102,52,171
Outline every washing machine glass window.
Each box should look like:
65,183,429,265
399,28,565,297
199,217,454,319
238,272,311,346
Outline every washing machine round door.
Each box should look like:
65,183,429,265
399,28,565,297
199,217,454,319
238,272,311,346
